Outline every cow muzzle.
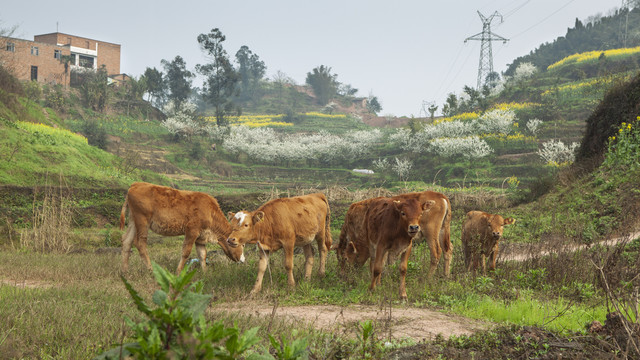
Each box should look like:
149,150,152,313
492,232,502,239
408,225,420,236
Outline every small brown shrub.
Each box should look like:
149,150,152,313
20,183,73,253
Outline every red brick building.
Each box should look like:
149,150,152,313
0,32,121,87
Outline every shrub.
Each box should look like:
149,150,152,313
19,184,72,253
538,140,578,166
82,119,109,150
602,118,640,171
96,262,268,359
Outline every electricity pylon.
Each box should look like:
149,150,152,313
465,11,509,89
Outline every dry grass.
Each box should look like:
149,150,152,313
19,182,73,253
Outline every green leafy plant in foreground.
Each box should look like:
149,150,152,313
96,262,268,359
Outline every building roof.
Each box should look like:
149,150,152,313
35,32,121,46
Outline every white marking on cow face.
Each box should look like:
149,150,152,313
234,211,248,225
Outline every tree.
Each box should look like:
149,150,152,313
142,67,165,107
161,55,194,107
235,45,266,101
441,93,459,117
80,65,109,112
367,95,382,114
119,76,147,116
305,65,338,106
196,28,239,127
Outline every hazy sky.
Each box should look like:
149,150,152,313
3,0,623,117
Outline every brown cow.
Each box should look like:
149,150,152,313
336,191,452,278
119,182,238,274
336,197,381,275
365,197,434,299
225,193,332,294
462,210,516,274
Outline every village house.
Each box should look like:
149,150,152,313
0,32,121,87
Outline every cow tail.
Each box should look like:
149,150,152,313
441,197,452,253
119,194,129,230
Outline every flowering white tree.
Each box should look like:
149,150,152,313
162,101,202,139
537,139,579,165
429,136,493,159
476,109,515,135
526,118,543,136
512,62,538,82
221,126,383,165
392,157,413,182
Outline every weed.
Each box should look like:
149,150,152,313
97,262,267,359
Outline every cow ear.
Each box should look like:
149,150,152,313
422,200,436,211
253,211,265,224
227,212,235,221
504,217,516,225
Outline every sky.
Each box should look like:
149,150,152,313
2,0,624,117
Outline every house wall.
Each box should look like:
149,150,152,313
34,33,121,75
0,37,71,86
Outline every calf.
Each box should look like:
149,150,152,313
462,210,516,274
365,197,434,300
336,191,452,278
119,182,238,274
226,193,332,294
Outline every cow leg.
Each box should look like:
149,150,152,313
423,224,442,278
195,236,208,272
121,222,136,273
316,235,328,277
369,246,387,291
398,244,413,300
133,217,152,271
481,254,487,275
488,242,499,272
303,244,314,280
251,250,270,295
176,229,199,274
283,244,296,288
440,226,453,278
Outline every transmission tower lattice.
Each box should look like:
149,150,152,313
465,11,508,89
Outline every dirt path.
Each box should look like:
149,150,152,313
210,302,487,342
500,230,640,262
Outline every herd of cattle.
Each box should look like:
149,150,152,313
119,182,515,300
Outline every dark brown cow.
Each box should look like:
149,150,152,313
336,197,381,275
119,182,238,273
225,193,332,294
365,197,435,300
462,210,516,274
336,191,452,278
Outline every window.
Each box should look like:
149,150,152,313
30,66,38,81
6,42,14,52
54,49,61,59
78,55,94,68
31,46,39,56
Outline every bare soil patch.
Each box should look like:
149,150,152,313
211,301,487,341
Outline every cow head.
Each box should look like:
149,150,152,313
484,214,516,239
225,210,266,263
393,199,434,237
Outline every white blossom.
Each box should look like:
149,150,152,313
429,136,493,159
537,139,578,165
526,119,542,136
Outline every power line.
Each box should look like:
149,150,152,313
509,0,578,40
